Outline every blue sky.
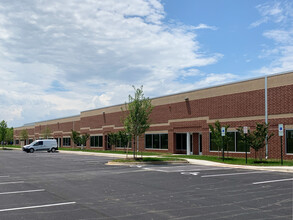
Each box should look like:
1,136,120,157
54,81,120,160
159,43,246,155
0,0,292,127
163,0,292,79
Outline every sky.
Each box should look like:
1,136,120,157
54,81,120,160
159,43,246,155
0,0,292,127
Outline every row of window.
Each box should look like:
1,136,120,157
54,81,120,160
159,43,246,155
145,134,168,149
90,136,103,147
13,130,293,154
210,132,246,152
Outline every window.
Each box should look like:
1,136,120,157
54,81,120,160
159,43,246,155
90,136,103,147
145,134,168,149
286,130,293,154
63,137,71,146
15,140,19,145
176,133,187,150
210,132,245,152
29,139,33,144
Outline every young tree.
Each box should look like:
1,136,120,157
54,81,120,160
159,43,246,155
80,133,90,149
209,120,232,160
121,86,153,159
71,129,81,147
238,123,274,161
5,127,14,145
0,120,8,144
20,129,29,145
108,132,119,150
42,126,52,139
118,130,131,153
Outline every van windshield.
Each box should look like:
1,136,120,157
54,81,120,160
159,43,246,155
30,140,38,145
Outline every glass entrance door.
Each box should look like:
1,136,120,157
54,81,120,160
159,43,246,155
199,133,202,155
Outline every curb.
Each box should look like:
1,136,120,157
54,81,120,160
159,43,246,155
59,150,126,158
106,160,189,166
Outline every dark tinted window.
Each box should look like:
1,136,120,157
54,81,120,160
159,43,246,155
286,130,293,154
145,134,168,149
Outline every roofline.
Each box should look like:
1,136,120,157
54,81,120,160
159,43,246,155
82,70,293,113
20,114,80,127
19,69,293,127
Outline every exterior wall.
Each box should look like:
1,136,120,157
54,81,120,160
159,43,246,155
13,72,293,159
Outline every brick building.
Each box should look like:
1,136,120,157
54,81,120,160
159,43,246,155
14,71,293,159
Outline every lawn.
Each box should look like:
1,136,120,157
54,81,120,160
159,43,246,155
0,145,21,149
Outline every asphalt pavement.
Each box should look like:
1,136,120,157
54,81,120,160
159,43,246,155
0,149,292,219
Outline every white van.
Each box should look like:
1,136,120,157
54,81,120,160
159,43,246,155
22,139,58,153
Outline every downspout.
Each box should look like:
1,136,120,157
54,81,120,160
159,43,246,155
265,76,268,159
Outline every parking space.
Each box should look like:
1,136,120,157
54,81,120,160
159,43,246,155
0,150,292,219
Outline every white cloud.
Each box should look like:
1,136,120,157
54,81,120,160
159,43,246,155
250,1,287,27
192,23,217,31
252,1,293,75
0,0,225,127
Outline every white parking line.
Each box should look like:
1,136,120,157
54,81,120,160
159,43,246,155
0,181,24,185
201,171,271,178
253,178,293,185
0,202,76,212
0,176,9,178
0,189,45,195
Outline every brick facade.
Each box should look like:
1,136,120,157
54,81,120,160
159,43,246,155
14,72,293,159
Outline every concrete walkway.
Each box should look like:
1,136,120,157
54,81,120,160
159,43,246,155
58,150,293,173
186,159,293,173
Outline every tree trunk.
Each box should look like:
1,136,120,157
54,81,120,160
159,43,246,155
133,137,136,159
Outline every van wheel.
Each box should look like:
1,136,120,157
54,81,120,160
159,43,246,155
29,148,34,153
51,148,56,153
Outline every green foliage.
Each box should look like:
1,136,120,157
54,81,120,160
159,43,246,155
118,130,131,148
71,129,81,146
5,127,14,144
238,123,274,160
80,133,90,146
108,130,131,150
121,86,153,158
0,120,8,143
209,121,232,157
42,126,52,139
20,129,28,141
71,130,89,148
108,132,119,148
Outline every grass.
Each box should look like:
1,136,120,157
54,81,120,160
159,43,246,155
0,145,21,149
112,157,185,163
168,155,293,166
59,147,171,156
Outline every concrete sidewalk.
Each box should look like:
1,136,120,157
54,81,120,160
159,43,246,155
186,158,293,173
58,150,293,173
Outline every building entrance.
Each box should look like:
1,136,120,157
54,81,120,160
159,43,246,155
175,133,193,155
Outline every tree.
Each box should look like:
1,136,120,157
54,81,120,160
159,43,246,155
5,127,14,145
108,131,131,153
71,130,81,147
121,86,153,159
70,130,89,149
20,129,29,145
108,132,119,150
118,130,131,153
42,126,52,139
238,123,274,161
80,133,90,148
0,120,8,144
209,120,233,160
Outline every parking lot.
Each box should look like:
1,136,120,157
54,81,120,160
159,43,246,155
0,150,292,219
